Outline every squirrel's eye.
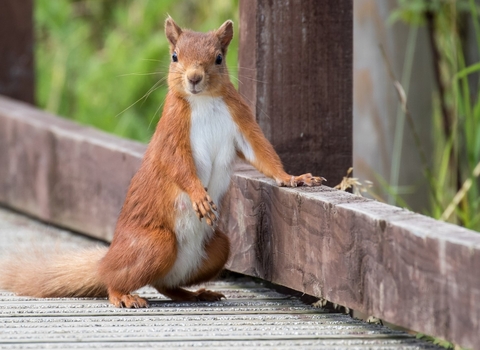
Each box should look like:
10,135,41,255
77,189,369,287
172,52,178,62
215,54,223,65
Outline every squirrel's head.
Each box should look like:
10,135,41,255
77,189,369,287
165,17,233,97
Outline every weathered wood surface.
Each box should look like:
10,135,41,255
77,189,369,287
0,0,34,104
0,96,145,241
238,0,353,185
221,164,480,348
0,208,441,349
0,96,479,348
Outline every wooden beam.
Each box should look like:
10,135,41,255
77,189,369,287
0,96,478,348
221,165,480,348
0,0,34,104
238,0,353,185
0,96,144,241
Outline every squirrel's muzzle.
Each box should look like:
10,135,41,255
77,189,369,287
186,69,205,94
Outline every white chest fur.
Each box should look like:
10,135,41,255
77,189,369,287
188,95,240,203
161,96,253,288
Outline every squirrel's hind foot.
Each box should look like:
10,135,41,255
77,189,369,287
108,290,149,308
194,288,225,301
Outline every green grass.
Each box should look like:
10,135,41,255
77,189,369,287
35,0,239,143
388,0,480,233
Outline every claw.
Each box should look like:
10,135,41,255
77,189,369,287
278,173,326,187
110,293,149,308
192,190,218,225
195,288,226,301
290,175,296,187
206,194,218,211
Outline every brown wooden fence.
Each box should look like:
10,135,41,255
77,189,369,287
0,1,34,104
1,1,479,348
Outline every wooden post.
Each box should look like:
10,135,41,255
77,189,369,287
0,0,34,104
238,0,353,185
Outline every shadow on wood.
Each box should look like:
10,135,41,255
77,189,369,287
0,96,478,348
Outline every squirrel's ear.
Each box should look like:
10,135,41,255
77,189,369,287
216,20,234,52
165,16,182,50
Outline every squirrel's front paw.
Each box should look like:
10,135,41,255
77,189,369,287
191,189,218,226
295,173,326,186
276,173,326,187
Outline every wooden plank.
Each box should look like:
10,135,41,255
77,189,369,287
0,208,439,349
0,0,34,104
238,0,353,184
0,2,462,346
220,165,480,348
0,96,145,241
0,96,478,348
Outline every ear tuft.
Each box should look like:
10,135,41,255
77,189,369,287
216,20,234,52
165,16,182,50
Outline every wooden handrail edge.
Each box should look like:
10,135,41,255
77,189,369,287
0,95,478,348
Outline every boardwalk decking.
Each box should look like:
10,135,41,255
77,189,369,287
0,208,440,349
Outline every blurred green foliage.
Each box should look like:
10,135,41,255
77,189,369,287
389,0,480,233
389,0,471,25
35,0,239,142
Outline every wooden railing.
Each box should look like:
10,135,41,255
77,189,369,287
1,1,479,348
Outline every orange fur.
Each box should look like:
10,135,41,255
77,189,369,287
0,17,323,308
0,247,107,298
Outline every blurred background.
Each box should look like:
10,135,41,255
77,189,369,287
353,0,479,232
35,0,239,141
35,0,479,232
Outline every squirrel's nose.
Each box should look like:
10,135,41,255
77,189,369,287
188,74,203,85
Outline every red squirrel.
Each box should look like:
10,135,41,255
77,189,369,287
0,18,324,308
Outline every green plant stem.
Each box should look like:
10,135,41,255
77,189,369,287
389,23,418,205
379,44,442,210
441,160,480,221
425,9,452,138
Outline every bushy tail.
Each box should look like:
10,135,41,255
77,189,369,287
0,246,108,298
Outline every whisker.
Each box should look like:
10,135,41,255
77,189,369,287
141,78,168,107
140,58,164,63
228,66,258,71
237,76,268,84
228,74,241,85
217,73,268,85
114,79,166,119
238,90,272,122
117,72,166,77
148,100,165,131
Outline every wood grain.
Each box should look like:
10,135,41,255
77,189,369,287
238,0,353,184
0,0,34,104
219,163,480,348
0,96,145,241
1,88,479,348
